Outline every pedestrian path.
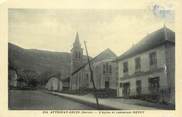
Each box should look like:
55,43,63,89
45,91,168,110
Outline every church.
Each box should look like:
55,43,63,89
69,32,118,91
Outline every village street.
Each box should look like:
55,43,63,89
9,89,174,110
8,90,96,110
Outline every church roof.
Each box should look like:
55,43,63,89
62,48,117,81
91,48,117,63
117,26,175,61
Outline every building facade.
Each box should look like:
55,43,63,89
116,26,175,104
70,32,84,90
91,59,117,89
69,32,117,90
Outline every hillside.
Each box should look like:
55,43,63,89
8,43,90,79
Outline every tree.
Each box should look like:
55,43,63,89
21,69,39,87
39,70,61,85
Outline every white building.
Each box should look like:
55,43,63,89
45,77,63,91
92,58,117,89
116,26,175,104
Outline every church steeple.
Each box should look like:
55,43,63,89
71,32,83,70
70,32,83,90
73,32,81,48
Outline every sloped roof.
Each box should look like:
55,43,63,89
73,48,116,73
73,32,81,48
117,26,175,61
62,48,117,81
74,32,80,44
91,48,117,63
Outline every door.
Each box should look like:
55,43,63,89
122,82,130,97
136,80,142,96
148,77,160,94
105,81,109,89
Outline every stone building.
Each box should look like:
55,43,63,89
116,26,175,104
69,32,117,90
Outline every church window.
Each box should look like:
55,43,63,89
103,64,106,74
106,63,109,73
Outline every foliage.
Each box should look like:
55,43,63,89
20,69,39,87
39,70,61,85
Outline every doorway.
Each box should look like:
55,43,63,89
136,80,142,96
122,82,130,97
105,81,109,89
148,77,160,94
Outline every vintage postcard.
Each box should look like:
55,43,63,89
0,0,182,117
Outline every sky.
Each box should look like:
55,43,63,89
8,7,174,57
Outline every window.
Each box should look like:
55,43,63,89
123,62,128,73
149,52,157,66
103,64,106,74
106,63,109,73
103,63,112,74
135,57,141,71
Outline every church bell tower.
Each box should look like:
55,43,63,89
70,32,83,90
71,32,83,70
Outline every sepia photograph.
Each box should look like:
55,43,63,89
8,7,175,110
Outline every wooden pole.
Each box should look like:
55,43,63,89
84,41,100,109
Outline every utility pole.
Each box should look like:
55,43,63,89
84,41,100,109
